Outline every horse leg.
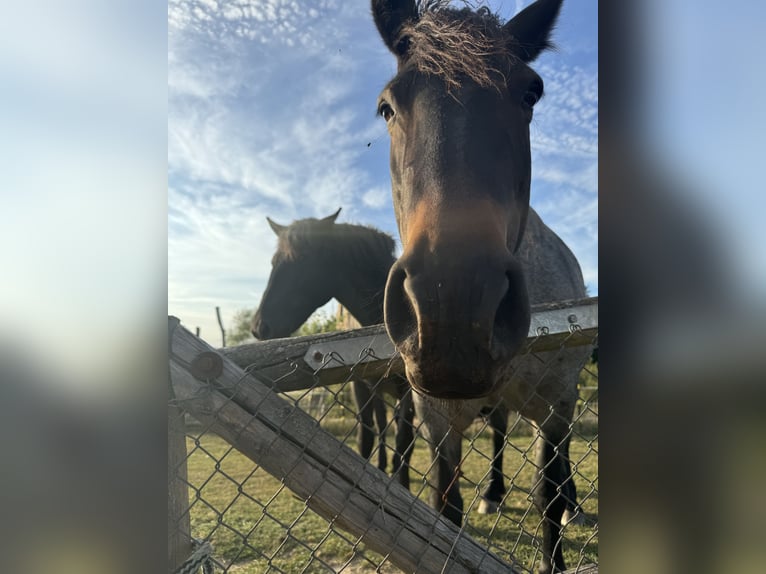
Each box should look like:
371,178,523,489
560,433,584,526
533,425,570,574
372,391,388,472
432,429,464,525
391,385,414,489
478,404,509,514
413,393,465,526
352,381,377,467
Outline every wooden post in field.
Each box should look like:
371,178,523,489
336,304,362,330
215,306,226,347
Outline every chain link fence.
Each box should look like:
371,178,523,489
168,298,598,574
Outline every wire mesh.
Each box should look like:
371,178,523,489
169,319,598,574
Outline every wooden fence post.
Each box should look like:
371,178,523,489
168,317,192,573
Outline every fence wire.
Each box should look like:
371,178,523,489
169,320,598,574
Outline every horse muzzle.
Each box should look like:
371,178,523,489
384,249,530,399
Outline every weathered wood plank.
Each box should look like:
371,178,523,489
167,318,192,573
563,564,598,574
169,318,516,574
219,297,597,393
220,324,396,392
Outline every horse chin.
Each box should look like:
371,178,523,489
391,322,525,399
403,358,498,400
398,327,530,399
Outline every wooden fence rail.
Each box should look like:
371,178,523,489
219,297,597,392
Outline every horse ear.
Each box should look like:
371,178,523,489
266,217,286,235
372,0,418,57
320,207,342,225
504,0,563,63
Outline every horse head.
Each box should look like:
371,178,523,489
373,0,563,398
251,208,341,339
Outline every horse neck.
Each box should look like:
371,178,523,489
332,257,392,327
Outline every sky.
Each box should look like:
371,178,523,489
168,0,598,346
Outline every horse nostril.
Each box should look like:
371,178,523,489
251,315,270,340
491,265,531,352
384,265,417,348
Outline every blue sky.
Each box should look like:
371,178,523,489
168,0,598,345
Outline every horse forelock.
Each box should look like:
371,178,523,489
278,219,396,272
402,5,517,93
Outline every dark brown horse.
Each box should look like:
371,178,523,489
372,1,589,572
250,209,416,488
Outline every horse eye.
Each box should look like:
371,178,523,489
523,90,540,107
379,102,395,122
523,80,544,108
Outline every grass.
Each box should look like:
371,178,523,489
183,386,598,574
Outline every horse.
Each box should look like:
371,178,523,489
250,209,416,488
253,209,577,522
372,1,590,572
250,209,566,517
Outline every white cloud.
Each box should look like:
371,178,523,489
169,0,350,51
535,160,597,195
532,63,598,160
362,186,389,209
168,104,299,206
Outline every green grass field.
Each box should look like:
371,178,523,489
184,386,598,574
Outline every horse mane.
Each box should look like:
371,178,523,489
402,2,516,93
279,218,396,272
